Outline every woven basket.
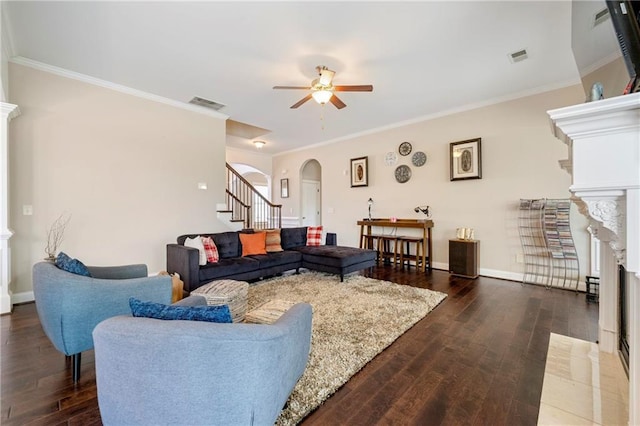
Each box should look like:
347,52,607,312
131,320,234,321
192,280,249,323
245,299,297,324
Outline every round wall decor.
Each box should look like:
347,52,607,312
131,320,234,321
412,151,427,167
394,165,412,183
384,151,398,166
398,141,412,156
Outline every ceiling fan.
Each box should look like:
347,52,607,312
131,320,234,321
273,65,373,110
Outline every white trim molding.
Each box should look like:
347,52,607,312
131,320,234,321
10,56,229,120
549,92,640,426
1,102,20,314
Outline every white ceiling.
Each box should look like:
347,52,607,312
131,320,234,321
3,1,620,155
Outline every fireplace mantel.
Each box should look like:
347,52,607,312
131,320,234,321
548,91,639,426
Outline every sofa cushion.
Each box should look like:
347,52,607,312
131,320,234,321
280,227,307,250
55,252,91,277
198,257,260,282
295,246,377,267
265,229,284,252
239,232,267,256
210,232,241,259
247,250,303,269
129,297,232,323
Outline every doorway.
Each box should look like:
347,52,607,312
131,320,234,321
300,160,321,226
301,180,320,226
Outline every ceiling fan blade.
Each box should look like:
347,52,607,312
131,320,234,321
290,94,313,109
333,85,373,92
273,86,311,90
329,95,347,109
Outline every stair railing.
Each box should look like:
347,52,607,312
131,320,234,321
225,163,282,230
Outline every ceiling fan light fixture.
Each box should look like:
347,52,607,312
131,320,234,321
253,140,266,149
318,68,336,86
312,89,333,104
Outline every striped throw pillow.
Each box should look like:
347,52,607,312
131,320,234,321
265,229,283,252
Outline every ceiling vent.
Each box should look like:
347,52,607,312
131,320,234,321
189,96,226,111
593,7,610,27
508,48,528,64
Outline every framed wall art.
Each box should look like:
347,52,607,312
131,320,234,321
280,178,289,198
350,156,369,187
450,138,482,181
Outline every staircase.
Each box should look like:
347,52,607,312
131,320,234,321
221,163,282,230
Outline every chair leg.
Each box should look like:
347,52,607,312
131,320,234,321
72,353,81,383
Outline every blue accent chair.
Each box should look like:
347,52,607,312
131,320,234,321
93,299,313,426
32,261,172,382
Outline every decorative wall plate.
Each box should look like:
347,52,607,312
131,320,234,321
394,165,412,183
398,141,412,156
384,151,398,166
412,151,427,167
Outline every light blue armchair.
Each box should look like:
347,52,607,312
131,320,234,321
32,261,172,382
93,300,313,426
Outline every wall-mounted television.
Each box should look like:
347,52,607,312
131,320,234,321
571,0,640,97
606,0,640,93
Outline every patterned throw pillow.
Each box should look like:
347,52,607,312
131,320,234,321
129,298,232,323
201,236,219,263
306,226,323,246
184,236,207,266
239,232,267,256
265,229,283,252
55,252,91,277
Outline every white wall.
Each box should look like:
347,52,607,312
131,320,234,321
273,85,591,280
9,63,228,296
226,145,272,177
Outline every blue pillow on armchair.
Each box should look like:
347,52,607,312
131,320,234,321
129,298,233,323
55,252,91,277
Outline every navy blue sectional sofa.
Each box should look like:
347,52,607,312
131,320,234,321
166,227,377,292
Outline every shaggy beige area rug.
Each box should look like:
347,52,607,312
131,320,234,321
247,272,447,425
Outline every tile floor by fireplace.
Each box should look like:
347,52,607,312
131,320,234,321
538,333,629,425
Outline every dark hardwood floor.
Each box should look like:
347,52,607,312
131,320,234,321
1,267,598,425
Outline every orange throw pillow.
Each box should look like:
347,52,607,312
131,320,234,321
239,232,267,256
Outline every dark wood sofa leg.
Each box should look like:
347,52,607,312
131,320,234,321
340,274,344,282
72,353,81,383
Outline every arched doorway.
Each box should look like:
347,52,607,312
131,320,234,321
300,159,321,226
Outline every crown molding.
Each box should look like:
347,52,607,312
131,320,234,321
10,56,229,120
275,78,581,157
0,102,20,120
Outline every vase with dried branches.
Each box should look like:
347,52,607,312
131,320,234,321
44,213,71,261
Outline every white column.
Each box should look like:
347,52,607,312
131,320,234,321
628,186,640,425
598,240,618,353
630,273,640,426
1,102,20,314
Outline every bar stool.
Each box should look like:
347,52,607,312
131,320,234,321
377,235,399,266
397,236,424,270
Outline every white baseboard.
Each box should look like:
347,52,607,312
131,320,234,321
479,268,524,282
12,290,34,305
3,266,570,309
1,294,12,314
432,261,523,283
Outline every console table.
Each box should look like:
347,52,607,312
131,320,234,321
357,218,433,272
